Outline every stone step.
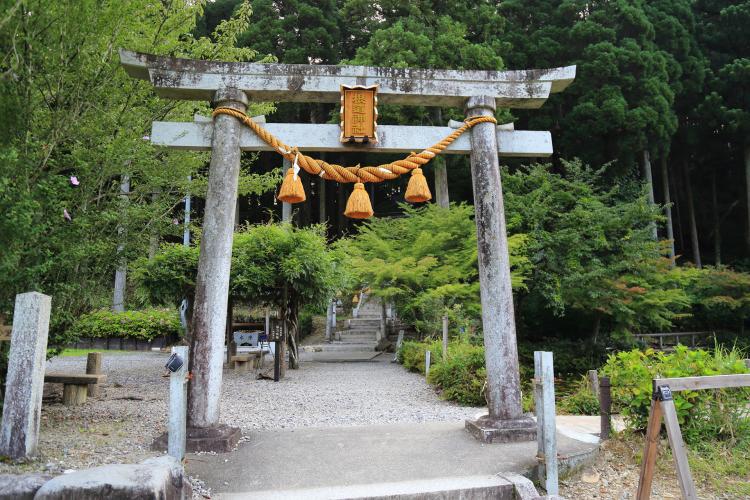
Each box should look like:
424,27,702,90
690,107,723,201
341,329,379,335
349,318,381,325
302,344,377,352
236,474,541,499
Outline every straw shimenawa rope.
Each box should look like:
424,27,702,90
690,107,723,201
212,107,497,184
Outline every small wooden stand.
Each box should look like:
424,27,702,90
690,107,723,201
636,373,750,499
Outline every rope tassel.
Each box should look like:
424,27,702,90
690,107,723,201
404,168,432,203
277,167,306,204
344,183,374,219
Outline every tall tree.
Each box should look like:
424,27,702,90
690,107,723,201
0,0,276,337
694,1,750,255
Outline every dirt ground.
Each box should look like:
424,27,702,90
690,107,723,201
559,434,742,499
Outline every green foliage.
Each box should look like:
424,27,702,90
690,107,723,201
135,223,344,311
504,160,691,338
427,343,487,406
687,266,750,329
133,245,199,308
68,308,181,342
556,377,601,416
398,339,487,406
602,345,750,443
0,0,278,343
518,338,610,379
340,203,530,336
231,223,343,311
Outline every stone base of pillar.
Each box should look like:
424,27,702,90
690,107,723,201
465,414,537,444
152,424,241,453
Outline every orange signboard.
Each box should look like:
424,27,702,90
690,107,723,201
340,85,378,143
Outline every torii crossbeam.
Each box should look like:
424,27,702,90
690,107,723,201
120,49,575,451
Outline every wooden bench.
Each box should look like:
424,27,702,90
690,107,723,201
231,353,261,372
44,373,106,405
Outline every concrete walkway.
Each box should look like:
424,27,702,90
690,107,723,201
187,420,598,498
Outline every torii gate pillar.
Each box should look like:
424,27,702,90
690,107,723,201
185,88,246,450
465,96,536,443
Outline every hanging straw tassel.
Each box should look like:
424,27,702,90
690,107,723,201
277,167,306,204
344,182,374,219
404,167,432,203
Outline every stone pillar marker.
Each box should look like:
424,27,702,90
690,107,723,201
186,88,246,451
0,292,52,459
464,96,536,443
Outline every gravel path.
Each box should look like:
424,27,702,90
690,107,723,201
0,352,479,475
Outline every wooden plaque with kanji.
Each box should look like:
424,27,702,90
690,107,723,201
340,85,378,143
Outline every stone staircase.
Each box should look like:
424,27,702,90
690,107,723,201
300,295,383,360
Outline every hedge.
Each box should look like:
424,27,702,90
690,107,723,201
68,308,182,342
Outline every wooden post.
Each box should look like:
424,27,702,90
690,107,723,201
86,352,103,397
534,351,558,495
637,384,699,500
442,316,449,361
661,395,697,500
393,329,405,363
637,398,663,500
225,298,234,367
325,299,333,342
0,292,51,459
588,370,600,399
168,346,189,461
464,96,535,442
188,88,247,430
62,385,87,405
599,376,611,440
425,350,431,378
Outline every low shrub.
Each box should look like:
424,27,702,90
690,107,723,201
398,339,442,374
428,343,487,406
399,339,486,406
68,308,182,342
601,345,750,444
556,377,600,415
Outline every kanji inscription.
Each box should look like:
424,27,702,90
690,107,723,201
340,85,378,143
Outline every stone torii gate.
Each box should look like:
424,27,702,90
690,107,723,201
120,50,575,451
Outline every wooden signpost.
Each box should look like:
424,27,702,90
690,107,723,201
637,373,750,500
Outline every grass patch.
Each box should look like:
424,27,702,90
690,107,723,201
611,430,750,497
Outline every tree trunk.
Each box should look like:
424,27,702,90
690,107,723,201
283,284,299,370
711,170,722,265
592,314,602,345
301,174,311,226
148,190,161,259
642,150,658,241
431,108,450,208
683,160,702,268
673,163,685,254
337,182,347,236
318,175,327,225
660,155,676,267
113,175,130,312
745,145,750,253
